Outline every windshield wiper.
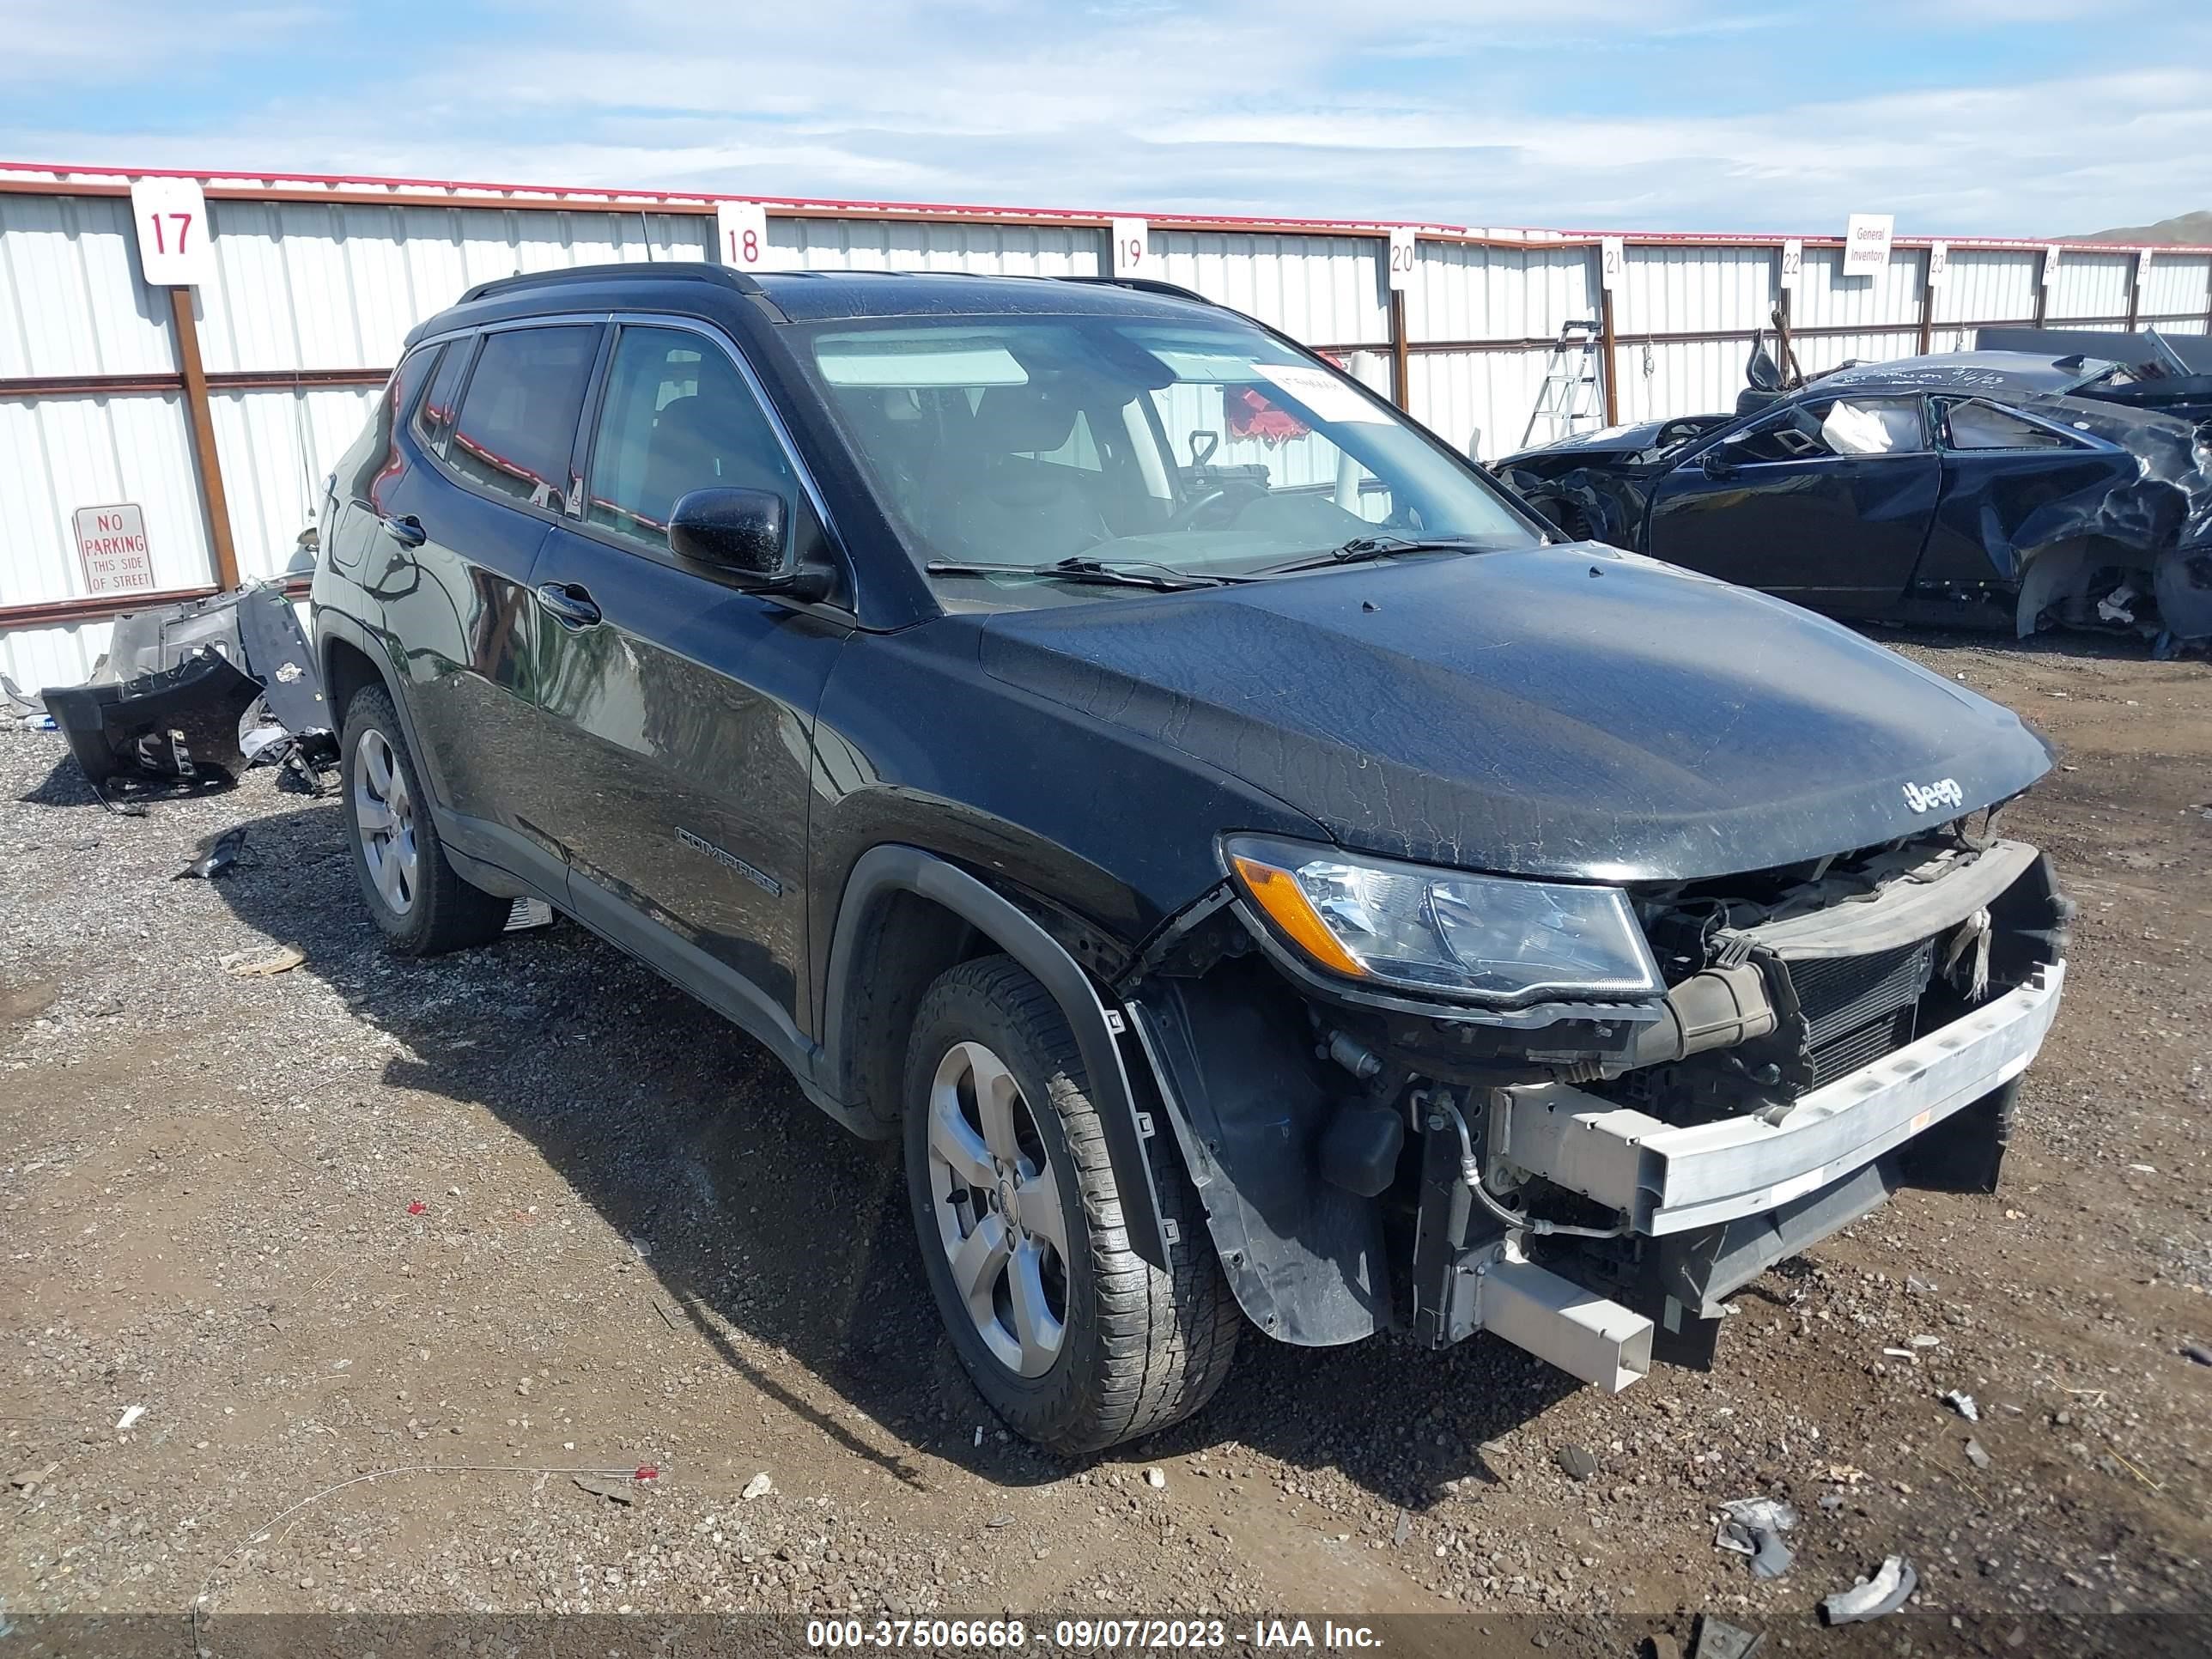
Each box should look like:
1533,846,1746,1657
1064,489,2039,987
923,556,1240,590
1249,533,1488,576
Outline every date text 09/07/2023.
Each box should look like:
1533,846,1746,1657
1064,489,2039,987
804,1618,1385,1650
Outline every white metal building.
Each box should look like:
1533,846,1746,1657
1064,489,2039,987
3,161,2209,687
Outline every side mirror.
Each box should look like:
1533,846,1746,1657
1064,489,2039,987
1699,448,1735,481
668,488,832,603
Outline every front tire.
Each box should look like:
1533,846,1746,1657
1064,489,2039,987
902,955,1240,1455
340,685,509,957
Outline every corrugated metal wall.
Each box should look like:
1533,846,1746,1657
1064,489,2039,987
211,386,382,584
1147,230,1389,348
1929,248,2039,327
1410,349,1559,463
1609,245,1776,422
0,393,210,685
772,217,1101,276
1783,246,1923,379
2142,252,2212,322
2045,249,2134,322
194,200,706,374
5,170,2209,685
1404,243,1596,345
0,193,175,377
1402,243,1595,460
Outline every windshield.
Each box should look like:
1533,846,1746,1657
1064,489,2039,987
792,312,1540,598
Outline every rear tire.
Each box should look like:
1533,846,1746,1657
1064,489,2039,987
340,684,509,957
902,955,1241,1455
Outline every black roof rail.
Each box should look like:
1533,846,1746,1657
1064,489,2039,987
1054,275,1219,307
458,261,765,306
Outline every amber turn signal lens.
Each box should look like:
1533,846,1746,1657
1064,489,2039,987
1231,854,1366,979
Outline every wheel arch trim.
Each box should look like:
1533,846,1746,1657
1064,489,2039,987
823,843,1172,1268
315,610,427,774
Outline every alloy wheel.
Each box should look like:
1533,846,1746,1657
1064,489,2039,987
353,728,419,917
923,1040,1071,1377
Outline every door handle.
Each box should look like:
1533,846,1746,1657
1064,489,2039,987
535,581,603,628
380,514,427,549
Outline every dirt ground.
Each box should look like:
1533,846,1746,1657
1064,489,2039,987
3,631,2208,1656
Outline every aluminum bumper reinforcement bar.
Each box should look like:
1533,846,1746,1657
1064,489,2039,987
1489,960,2066,1237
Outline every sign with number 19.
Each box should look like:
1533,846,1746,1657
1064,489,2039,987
1111,218,1149,278
130,176,215,287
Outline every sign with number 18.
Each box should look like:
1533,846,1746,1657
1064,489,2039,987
716,202,770,271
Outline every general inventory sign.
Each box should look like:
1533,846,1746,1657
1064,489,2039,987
1842,212,1895,276
74,503,156,596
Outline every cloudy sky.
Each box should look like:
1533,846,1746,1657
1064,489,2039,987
4,0,2208,235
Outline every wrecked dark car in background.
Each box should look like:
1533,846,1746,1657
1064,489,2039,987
1497,350,2212,649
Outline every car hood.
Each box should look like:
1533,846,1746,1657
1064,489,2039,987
1499,419,1674,465
976,546,2053,883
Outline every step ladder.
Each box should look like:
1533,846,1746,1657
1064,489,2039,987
1521,319,1605,447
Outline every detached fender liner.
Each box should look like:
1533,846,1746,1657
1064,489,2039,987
1126,963,1389,1346
822,845,1172,1268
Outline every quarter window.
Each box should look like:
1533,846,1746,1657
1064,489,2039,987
1945,400,2075,450
584,325,802,550
412,337,472,457
447,325,600,510
338,343,442,508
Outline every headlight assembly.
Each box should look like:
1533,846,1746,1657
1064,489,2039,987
1224,835,1661,1006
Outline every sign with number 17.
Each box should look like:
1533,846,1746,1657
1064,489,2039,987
130,176,215,287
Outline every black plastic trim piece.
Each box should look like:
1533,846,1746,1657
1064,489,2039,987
823,844,1171,1267
460,262,767,307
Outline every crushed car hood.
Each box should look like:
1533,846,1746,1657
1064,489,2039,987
1504,419,1677,462
977,547,2053,883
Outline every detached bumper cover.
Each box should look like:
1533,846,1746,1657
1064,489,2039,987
1492,959,2066,1237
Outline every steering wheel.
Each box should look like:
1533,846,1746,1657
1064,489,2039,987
1163,478,1268,532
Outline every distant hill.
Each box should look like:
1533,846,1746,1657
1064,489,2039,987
2081,210,2212,245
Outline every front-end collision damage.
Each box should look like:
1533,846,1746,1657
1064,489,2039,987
1117,823,2071,1395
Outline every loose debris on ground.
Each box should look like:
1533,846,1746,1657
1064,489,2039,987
3,631,2209,1656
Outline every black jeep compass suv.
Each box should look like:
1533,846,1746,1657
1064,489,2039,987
314,262,2068,1453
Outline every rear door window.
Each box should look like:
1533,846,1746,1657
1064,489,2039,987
446,325,601,511
1942,400,2079,450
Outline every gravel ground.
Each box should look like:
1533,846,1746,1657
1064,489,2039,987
2,631,2208,1656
